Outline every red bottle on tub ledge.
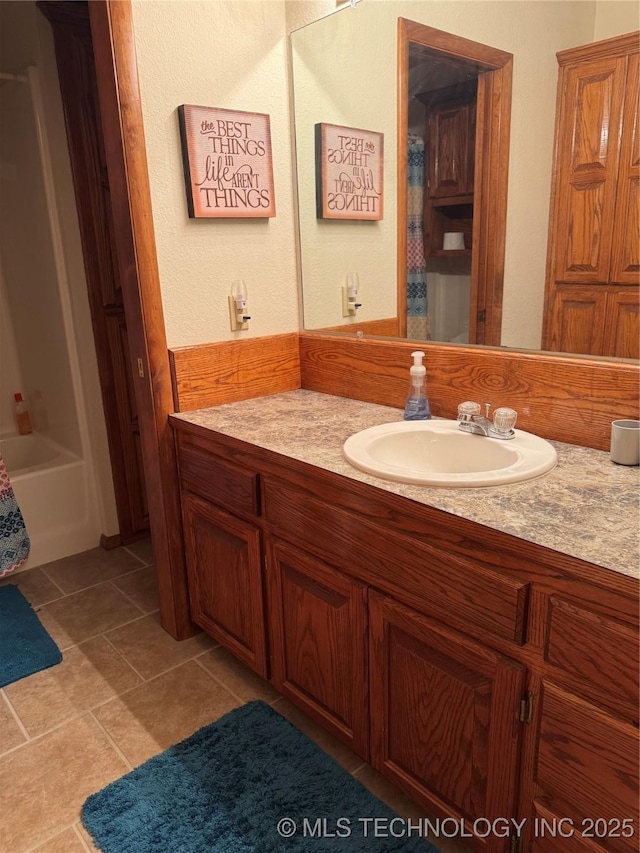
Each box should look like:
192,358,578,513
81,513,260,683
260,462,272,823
14,393,33,435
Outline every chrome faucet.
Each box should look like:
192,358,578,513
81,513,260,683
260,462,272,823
457,401,518,440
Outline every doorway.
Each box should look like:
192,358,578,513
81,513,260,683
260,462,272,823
38,0,149,545
397,19,513,346
36,0,192,639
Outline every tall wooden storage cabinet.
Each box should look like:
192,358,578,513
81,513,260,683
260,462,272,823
542,32,639,358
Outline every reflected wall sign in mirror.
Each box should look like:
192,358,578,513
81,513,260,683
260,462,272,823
289,0,639,358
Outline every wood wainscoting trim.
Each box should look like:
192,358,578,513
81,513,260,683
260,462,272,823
315,318,400,337
299,333,640,451
170,333,301,412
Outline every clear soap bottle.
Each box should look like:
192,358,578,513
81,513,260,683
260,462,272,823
14,393,33,435
403,351,431,421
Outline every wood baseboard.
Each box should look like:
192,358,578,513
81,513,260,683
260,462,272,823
169,333,301,412
100,532,122,550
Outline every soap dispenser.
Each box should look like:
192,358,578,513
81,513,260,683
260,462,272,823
403,351,431,421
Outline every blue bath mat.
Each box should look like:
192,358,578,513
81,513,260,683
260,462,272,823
82,700,439,852
0,584,62,688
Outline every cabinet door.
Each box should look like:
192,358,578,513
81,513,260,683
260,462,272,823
603,289,639,359
427,102,475,198
267,539,369,758
553,56,627,284
182,492,267,677
531,682,639,853
544,285,608,354
611,54,640,286
370,591,524,853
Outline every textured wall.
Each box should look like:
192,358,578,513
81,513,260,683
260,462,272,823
131,0,300,348
593,1,638,40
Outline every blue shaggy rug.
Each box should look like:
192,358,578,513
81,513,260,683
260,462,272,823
82,700,440,852
0,584,62,688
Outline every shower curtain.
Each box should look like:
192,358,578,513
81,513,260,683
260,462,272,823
0,453,30,577
406,135,430,339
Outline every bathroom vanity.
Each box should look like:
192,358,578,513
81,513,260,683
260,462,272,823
170,391,639,853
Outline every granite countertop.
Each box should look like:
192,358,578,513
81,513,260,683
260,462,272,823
172,390,640,579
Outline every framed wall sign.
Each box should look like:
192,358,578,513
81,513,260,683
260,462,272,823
314,123,383,221
178,104,276,218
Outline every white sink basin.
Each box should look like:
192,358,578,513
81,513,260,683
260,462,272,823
343,419,557,488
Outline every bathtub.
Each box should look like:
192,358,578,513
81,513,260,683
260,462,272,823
1,432,100,570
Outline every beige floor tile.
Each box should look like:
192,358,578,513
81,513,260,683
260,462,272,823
0,568,64,607
105,612,215,680
273,697,363,773
92,659,239,767
31,826,88,853
37,583,144,651
75,822,100,852
353,765,472,853
0,714,127,853
199,645,280,704
123,537,154,566
6,636,142,738
42,547,144,595
0,692,26,754
111,564,159,614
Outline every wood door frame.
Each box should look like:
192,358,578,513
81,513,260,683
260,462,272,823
37,0,149,544
86,0,194,639
397,19,513,345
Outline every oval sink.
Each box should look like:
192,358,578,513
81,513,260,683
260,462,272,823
343,420,557,487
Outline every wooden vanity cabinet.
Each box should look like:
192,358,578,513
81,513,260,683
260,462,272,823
173,421,639,853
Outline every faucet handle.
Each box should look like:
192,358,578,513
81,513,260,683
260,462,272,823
458,401,481,421
493,407,518,433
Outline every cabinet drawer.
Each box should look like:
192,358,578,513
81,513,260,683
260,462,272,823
263,478,528,645
544,596,639,721
178,437,260,517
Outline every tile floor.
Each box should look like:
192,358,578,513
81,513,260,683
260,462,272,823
0,541,469,853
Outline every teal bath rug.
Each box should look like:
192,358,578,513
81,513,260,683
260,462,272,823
0,584,62,688
82,700,440,852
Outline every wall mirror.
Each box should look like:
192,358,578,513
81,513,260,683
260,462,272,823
289,0,638,360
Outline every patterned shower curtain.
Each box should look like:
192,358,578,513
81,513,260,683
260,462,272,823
406,135,430,339
0,453,30,577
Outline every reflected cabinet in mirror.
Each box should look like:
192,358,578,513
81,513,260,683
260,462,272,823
290,1,639,359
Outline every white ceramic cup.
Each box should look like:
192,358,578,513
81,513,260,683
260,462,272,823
443,232,465,251
610,419,640,466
